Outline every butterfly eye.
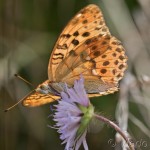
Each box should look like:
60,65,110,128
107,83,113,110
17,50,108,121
36,84,51,94
39,85,44,90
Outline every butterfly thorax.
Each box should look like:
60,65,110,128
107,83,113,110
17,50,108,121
35,80,67,95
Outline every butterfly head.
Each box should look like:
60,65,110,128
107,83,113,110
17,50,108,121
36,82,52,94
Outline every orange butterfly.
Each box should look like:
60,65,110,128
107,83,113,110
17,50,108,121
23,4,127,107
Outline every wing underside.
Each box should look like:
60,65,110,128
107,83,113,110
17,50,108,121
23,5,127,107
23,91,60,107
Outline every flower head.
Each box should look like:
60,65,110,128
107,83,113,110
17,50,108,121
53,76,94,150
52,76,134,150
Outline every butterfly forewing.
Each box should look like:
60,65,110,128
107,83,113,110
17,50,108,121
23,92,60,107
48,4,110,81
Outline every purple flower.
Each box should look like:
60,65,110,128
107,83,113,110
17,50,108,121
53,77,94,150
52,77,134,150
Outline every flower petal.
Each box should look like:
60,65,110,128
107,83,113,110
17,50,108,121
52,76,90,150
75,130,88,150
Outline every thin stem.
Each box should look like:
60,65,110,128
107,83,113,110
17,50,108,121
94,114,135,150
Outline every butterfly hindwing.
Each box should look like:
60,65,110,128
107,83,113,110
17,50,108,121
54,35,127,95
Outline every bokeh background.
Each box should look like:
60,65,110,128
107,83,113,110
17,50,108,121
1,0,150,150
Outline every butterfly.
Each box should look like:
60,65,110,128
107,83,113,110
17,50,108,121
22,4,127,107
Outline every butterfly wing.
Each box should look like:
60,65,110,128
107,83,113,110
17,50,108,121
23,4,127,107
22,91,60,107
48,4,110,81
48,4,127,96
22,80,61,107
54,35,127,95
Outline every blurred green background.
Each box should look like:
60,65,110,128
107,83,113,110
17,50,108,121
1,0,150,150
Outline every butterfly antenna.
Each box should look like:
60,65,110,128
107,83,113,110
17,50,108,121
4,90,35,112
14,74,34,87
